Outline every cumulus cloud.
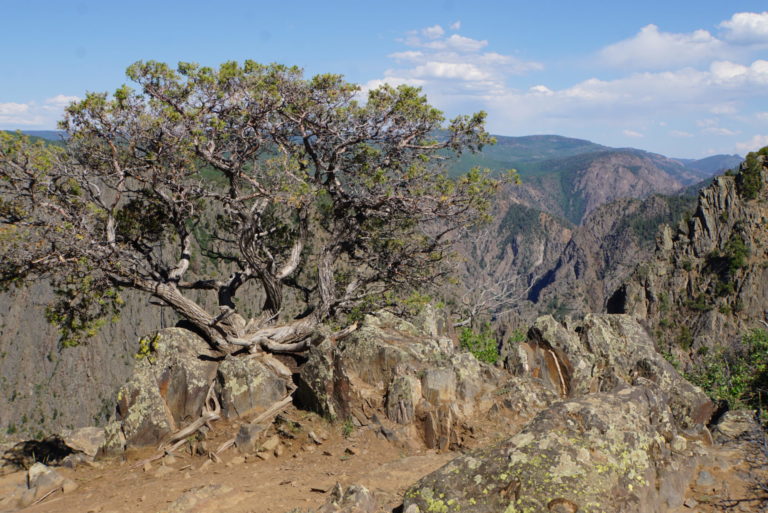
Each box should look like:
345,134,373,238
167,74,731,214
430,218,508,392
369,16,768,156
599,24,726,69
422,25,445,39
720,11,768,43
0,102,30,116
45,94,80,106
0,94,80,129
411,62,490,81
735,134,768,152
379,24,542,98
598,12,768,70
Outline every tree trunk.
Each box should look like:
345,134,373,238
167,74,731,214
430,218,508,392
259,273,283,318
135,279,233,348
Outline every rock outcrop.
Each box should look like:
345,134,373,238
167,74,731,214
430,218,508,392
505,314,713,428
103,327,289,451
297,312,558,451
615,153,768,357
404,314,715,513
404,383,706,513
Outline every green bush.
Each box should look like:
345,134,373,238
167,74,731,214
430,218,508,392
459,323,499,364
736,147,767,200
686,328,768,408
724,231,749,275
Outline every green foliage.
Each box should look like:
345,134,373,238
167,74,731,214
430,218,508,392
135,333,161,363
2,61,505,348
687,328,768,408
459,323,498,364
685,295,712,312
341,419,355,439
723,231,749,274
44,268,123,348
619,194,696,243
736,147,767,200
675,326,694,349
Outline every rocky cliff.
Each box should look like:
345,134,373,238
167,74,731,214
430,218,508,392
613,149,768,363
0,285,171,439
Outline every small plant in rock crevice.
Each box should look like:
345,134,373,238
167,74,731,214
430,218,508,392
686,328,768,410
459,322,499,364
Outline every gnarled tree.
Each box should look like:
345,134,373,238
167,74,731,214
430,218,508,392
0,60,502,353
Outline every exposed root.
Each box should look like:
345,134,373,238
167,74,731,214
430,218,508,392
168,383,221,444
332,322,358,341
132,381,221,469
216,394,295,456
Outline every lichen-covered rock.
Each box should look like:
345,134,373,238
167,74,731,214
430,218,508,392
507,313,713,428
107,327,291,450
217,356,287,419
317,483,377,513
404,383,707,513
116,365,176,448
58,426,105,457
297,312,519,450
114,328,219,447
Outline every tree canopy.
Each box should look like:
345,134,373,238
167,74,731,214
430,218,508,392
0,60,503,353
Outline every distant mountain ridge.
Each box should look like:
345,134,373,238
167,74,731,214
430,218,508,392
11,130,742,226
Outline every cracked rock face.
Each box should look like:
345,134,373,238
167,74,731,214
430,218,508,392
403,313,715,513
105,327,286,451
404,383,706,513
296,312,552,451
506,314,713,429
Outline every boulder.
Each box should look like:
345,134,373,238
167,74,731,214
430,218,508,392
506,313,714,428
713,410,757,440
59,426,105,458
217,356,287,419
297,312,525,450
114,328,219,448
317,483,377,513
404,383,707,513
109,327,289,449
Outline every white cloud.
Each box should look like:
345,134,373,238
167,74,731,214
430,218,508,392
371,19,768,157
735,134,768,152
450,21,461,31
529,85,554,95
599,24,726,69
422,25,445,39
756,112,768,121
389,51,423,62
380,24,541,98
0,102,30,116
45,94,80,106
703,127,740,136
720,11,768,43
0,94,80,129
439,34,488,52
411,62,490,81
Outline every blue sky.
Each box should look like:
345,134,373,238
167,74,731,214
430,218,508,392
2,1,767,158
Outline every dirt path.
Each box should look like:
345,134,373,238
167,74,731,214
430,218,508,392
2,408,455,513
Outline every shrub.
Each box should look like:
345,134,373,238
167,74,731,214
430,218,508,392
686,328,768,408
459,323,499,364
736,147,767,200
